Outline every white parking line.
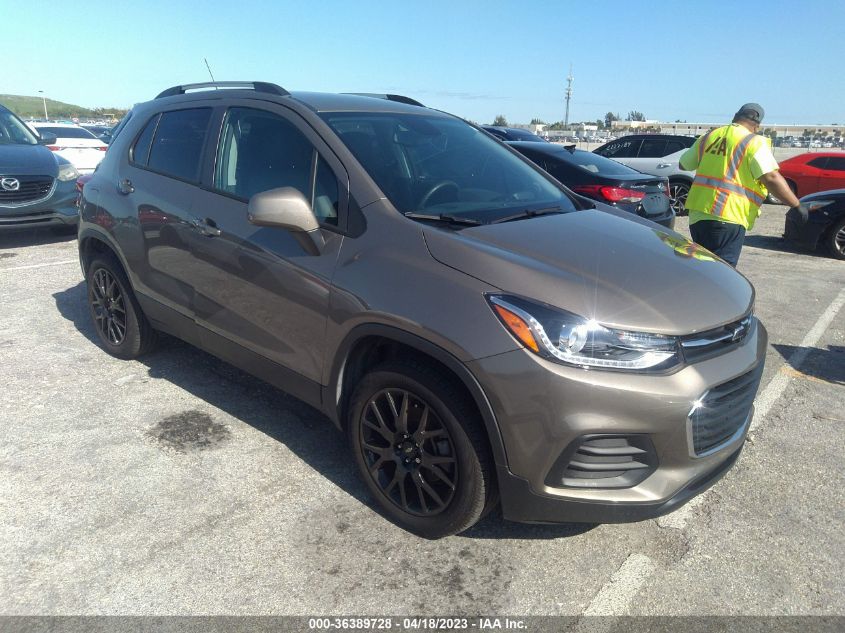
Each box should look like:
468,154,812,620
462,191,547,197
659,286,845,530
0,259,77,272
575,553,656,627
749,286,845,431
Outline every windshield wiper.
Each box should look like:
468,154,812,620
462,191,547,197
489,206,564,224
403,212,483,226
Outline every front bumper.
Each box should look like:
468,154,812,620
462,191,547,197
0,179,78,231
783,213,828,251
469,319,767,524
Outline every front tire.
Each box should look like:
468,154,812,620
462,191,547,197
825,217,845,260
86,254,157,359
347,361,495,538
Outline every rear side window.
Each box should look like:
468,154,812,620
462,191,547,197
130,114,159,166
596,139,641,158
807,157,829,169
638,139,668,158
146,108,212,182
825,157,845,171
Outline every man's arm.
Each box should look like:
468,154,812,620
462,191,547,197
759,170,800,207
678,143,699,172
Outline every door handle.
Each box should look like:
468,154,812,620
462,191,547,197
117,178,134,195
190,216,222,237
656,163,671,169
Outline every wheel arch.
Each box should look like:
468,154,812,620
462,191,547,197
78,228,131,281
325,324,509,468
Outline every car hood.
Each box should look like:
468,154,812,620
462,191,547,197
0,144,59,176
423,209,754,335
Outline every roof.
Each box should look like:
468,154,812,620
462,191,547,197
30,122,83,128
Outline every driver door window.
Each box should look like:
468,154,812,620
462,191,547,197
214,107,338,226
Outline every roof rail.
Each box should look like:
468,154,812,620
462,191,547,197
155,81,290,99
345,93,425,107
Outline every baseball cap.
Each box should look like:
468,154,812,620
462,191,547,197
735,103,765,124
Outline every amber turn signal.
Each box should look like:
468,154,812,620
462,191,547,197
492,303,540,353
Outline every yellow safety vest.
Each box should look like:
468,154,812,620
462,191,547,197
684,124,769,230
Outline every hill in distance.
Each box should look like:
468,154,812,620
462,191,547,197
0,94,127,120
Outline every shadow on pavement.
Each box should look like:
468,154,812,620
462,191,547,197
53,280,594,541
0,227,77,249
772,343,845,386
743,233,830,258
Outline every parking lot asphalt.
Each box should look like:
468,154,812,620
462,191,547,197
1,204,843,617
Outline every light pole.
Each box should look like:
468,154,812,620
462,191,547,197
38,90,48,120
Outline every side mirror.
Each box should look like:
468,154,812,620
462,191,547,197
247,187,324,255
38,132,57,145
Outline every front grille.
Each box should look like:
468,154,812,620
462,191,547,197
546,435,658,489
0,175,54,205
690,363,764,455
681,315,754,362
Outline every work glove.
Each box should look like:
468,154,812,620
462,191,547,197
787,204,809,226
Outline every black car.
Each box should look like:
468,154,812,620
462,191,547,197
784,189,845,259
509,141,675,228
482,126,547,142
82,124,114,144
0,104,80,231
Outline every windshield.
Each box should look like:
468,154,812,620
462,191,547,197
0,109,39,145
322,112,577,222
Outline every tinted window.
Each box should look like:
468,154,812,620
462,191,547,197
323,112,576,221
215,107,313,201
664,140,685,154
825,157,845,171
36,126,97,139
808,157,829,169
505,128,545,142
638,139,668,158
596,138,641,158
131,114,158,166
559,149,641,176
147,108,211,182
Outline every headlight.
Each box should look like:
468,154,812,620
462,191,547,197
488,295,680,371
57,163,79,182
805,200,834,212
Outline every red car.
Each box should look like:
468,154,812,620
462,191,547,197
778,152,845,197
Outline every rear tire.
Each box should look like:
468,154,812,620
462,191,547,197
86,254,157,359
347,360,495,538
669,180,690,216
825,217,845,260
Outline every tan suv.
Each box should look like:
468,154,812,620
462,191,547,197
78,82,766,537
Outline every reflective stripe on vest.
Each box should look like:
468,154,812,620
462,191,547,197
692,175,766,206
685,125,768,229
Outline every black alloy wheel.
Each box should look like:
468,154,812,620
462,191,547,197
348,361,495,538
91,268,127,346
86,254,157,359
360,388,458,516
669,181,690,216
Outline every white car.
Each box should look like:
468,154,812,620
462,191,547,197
594,134,697,215
29,122,107,174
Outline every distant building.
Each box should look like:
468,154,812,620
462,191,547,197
610,120,845,138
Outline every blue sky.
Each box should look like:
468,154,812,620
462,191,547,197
5,0,843,125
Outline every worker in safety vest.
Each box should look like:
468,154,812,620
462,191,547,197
679,103,807,267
